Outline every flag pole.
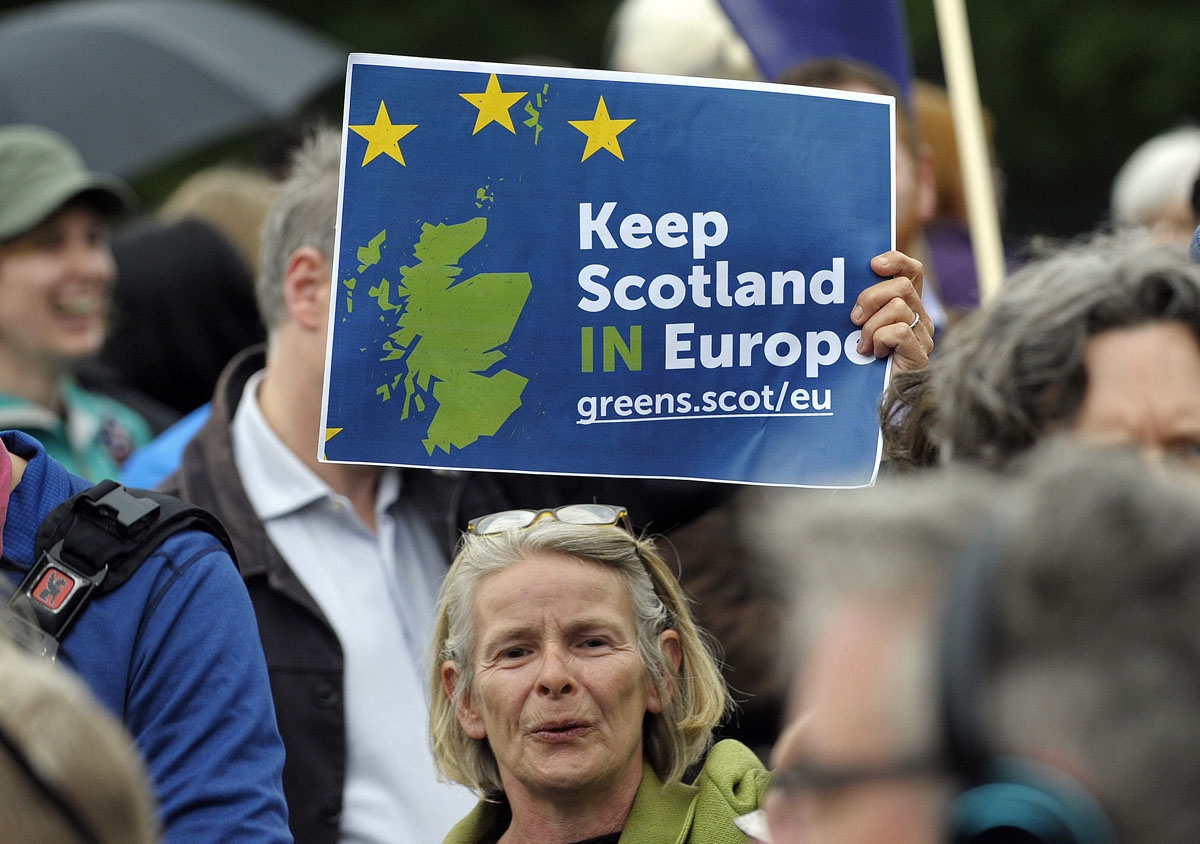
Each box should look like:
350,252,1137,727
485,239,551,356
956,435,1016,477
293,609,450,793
931,0,1005,301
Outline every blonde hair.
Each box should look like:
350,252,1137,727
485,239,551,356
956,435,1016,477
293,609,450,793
428,519,731,797
159,165,277,275
0,640,161,843
914,80,997,222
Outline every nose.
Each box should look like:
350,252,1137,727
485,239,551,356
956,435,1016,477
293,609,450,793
1140,444,1166,466
67,237,115,286
535,643,575,698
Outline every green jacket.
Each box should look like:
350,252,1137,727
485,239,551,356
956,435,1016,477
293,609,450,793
0,378,152,481
443,739,769,844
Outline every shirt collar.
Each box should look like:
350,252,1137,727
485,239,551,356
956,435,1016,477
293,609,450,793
230,371,403,521
231,371,331,520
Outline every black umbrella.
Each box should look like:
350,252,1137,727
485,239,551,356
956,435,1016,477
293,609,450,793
0,0,347,176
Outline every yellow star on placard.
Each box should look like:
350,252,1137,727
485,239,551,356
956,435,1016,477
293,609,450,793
460,74,528,135
568,96,636,162
349,101,417,166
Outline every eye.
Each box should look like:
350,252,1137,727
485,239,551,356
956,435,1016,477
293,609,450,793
85,225,110,249
580,637,609,649
1166,441,1200,467
500,646,531,660
29,228,66,252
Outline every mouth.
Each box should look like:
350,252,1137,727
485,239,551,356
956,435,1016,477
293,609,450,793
531,719,591,741
54,290,104,319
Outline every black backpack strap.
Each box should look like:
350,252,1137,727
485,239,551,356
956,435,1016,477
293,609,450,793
3,481,235,658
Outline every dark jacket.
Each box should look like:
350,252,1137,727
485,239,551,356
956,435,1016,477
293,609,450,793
164,345,723,844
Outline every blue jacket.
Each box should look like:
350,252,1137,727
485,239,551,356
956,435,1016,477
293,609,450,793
1,431,292,844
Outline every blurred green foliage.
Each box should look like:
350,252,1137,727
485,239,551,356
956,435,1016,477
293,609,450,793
238,0,1200,239
905,0,1200,238
3,0,1197,239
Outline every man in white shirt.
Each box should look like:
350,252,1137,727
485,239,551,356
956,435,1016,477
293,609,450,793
165,129,477,844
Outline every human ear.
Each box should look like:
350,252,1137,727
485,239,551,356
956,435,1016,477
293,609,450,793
282,246,331,332
443,661,487,740
646,629,683,714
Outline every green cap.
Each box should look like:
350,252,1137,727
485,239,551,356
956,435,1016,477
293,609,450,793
0,125,135,241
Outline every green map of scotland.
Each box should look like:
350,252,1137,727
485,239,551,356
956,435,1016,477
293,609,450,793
345,216,532,455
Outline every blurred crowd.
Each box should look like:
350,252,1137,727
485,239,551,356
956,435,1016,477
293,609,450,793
2,1,1199,843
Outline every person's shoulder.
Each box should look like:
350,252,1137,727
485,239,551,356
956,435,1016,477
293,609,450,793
64,380,154,434
104,489,241,600
694,739,770,813
439,799,493,844
52,499,239,644
146,518,237,579
707,738,768,767
115,511,259,670
631,741,768,844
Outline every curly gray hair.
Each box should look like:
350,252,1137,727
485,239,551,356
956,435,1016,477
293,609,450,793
906,233,1200,468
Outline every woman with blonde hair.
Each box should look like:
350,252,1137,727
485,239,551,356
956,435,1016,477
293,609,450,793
429,503,768,844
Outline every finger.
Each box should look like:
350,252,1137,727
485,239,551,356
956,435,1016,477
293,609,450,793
852,275,925,327
856,292,933,353
896,303,935,353
856,295,915,351
869,250,924,295
867,322,930,372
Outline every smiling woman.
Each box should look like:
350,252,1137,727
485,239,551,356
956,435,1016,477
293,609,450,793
429,507,769,844
0,126,152,480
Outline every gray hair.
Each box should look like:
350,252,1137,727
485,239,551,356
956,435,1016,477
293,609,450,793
605,0,762,80
926,233,1200,468
753,472,1000,753
428,519,731,798
255,125,342,332
984,444,1200,844
1110,125,1200,231
763,444,1200,844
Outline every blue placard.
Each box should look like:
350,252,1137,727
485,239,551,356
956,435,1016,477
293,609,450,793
321,54,894,487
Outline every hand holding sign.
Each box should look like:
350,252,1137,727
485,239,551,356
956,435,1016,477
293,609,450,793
855,251,933,371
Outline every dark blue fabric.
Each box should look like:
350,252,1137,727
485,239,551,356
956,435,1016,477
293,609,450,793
717,0,914,91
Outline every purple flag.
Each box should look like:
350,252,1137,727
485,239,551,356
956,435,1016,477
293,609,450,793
717,0,913,93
